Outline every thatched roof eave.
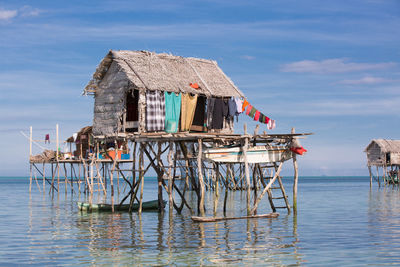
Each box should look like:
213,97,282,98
83,50,245,98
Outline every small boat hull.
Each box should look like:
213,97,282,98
77,200,163,212
203,146,292,163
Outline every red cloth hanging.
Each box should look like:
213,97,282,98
245,105,253,115
254,110,260,121
290,146,307,155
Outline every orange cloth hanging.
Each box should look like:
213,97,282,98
242,99,249,112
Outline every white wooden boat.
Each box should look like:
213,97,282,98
203,145,292,163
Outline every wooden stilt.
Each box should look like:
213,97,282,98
291,128,299,215
157,142,165,212
368,165,373,188
29,164,32,193
168,141,174,213
197,139,205,216
243,124,251,215
138,143,144,213
250,163,283,215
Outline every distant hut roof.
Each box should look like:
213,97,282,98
365,139,400,153
66,126,92,143
83,50,244,98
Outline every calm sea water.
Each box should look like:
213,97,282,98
0,176,399,266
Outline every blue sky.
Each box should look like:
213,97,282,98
0,0,399,176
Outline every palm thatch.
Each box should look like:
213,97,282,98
84,50,244,97
365,139,400,166
365,139,400,153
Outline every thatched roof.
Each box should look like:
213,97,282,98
365,139,400,153
84,50,244,98
66,126,92,143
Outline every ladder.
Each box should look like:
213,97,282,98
258,163,291,213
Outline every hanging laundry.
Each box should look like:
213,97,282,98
146,90,165,132
264,116,270,124
72,133,78,142
259,114,265,123
223,99,229,118
207,98,215,129
228,98,237,119
181,93,198,131
249,107,257,118
267,119,276,130
45,134,50,144
242,99,249,112
211,98,225,129
254,110,260,121
234,97,243,114
164,91,181,133
245,105,253,115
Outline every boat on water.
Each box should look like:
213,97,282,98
77,200,164,212
203,145,292,164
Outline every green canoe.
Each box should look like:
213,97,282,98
77,200,164,212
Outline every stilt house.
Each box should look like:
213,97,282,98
365,139,400,186
83,50,244,137
365,139,400,166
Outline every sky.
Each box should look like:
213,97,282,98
0,0,399,176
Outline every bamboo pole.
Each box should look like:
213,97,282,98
291,128,299,215
197,139,205,216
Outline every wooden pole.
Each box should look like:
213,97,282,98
56,124,59,160
29,126,32,158
168,141,174,213
243,124,251,215
197,139,205,216
157,142,164,211
138,143,144,213
291,128,299,215
368,165,373,188
250,163,283,215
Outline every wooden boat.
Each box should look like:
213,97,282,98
203,145,292,163
77,200,164,212
191,212,279,222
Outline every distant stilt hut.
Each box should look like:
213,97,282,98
365,139,400,186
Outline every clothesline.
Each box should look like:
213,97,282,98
144,87,276,133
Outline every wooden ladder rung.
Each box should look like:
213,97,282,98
275,206,289,209
270,187,281,189
272,197,285,200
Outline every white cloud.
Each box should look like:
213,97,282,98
240,55,255,60
19,6,40,17
338,76,393,85
280,58,396,74
0,9,17,20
